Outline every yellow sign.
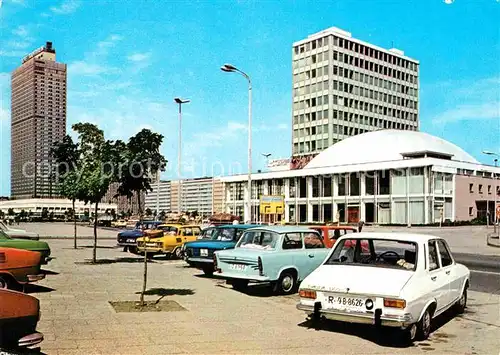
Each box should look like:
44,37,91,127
259,195,285,215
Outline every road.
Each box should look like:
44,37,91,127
454,253,500,295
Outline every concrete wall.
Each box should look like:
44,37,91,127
455,175,498,221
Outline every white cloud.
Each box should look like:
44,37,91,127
50,0,80,15
12,25,28,37
432,77,500,125
0,50,25,58
127,53,151,62
68,61,109,75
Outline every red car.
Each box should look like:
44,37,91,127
0,288,44,348
0,247,45,290
308,225,358,248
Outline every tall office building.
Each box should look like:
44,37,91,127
292,27,419,156
11,42,67,198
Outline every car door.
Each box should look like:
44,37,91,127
280,233,305,279
427,240,449,312
303,231,329,276
436,239,457,306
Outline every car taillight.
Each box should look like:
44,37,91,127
383,298,406,309
299,289,317,299
258,256,263,276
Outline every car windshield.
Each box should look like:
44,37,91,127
325,238,418,271
237,230,278,250
211,228,236,241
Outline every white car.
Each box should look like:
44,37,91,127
0,221,39,240
297,232,470,343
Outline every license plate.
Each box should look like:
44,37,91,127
229,264,246,271
146,243,157,247
200,249,208,257
324,295,365,311
127,239,135,243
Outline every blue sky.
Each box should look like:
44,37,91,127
0,0,499,196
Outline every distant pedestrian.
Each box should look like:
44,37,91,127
357,220,365,233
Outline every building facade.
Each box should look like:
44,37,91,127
222,130,499,225
0,198,117,218
11,42,67,199
103,183,145,215
144,180,171,213
144,177,224,217
292,27,419,156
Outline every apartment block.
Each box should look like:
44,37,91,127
11,42,67,198
292,27,419,156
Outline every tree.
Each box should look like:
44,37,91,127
120,211,126,219
145,208,152,217
52,134,82,249
72,123,122,263
49,212,54,221
115,128,166,307
41,208,49,220
159,210,166,221
7,208,14,217
111,209,116,221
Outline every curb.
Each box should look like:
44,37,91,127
40,236,117,240
486,233,500,248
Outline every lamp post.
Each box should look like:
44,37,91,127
221,63,252,223
482,151,499,234
174,97,190,213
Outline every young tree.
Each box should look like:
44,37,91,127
115,128,166,306
72,123,123,263
145,208,152,217
52,135,82,249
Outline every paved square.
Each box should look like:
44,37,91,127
27,235,500,355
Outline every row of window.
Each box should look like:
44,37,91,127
294,35,417,71
294,97,418,123
469,183,500,195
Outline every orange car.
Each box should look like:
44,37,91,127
308,225,358,248
0,247,45,290
0,288,44,348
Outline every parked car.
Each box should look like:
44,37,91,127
0,231,51,264
116,221,163,253
214,226,329,294
0,247,45,289
0,288,44,348
182,224,260,275
111,219,127,228
296,233,470,344
0,221,39,240
137,224,202,258
308,225,357,248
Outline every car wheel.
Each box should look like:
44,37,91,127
202,266,214,276
129,246,138,254
454,286,467,314
0,275,12,289
277,271,297,295
416,307,432,341
174,248,182,259
401,323,417,345
231,280,248,291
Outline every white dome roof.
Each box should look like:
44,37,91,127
306,130,478,169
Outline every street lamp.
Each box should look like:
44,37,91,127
175,98,189,215
221,63,252,223
482,151,499,234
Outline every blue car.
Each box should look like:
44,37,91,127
214,226,329,294
117,221,163,253
182,224,260,275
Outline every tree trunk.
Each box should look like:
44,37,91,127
92,202,98,263
73,199,77,249
138,190,147,306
